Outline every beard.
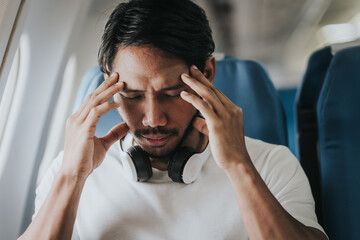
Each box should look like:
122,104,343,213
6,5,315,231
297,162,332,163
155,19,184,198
132,113,197,159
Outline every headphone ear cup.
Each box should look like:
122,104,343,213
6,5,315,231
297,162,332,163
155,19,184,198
168,147,197,183
127,146,153,182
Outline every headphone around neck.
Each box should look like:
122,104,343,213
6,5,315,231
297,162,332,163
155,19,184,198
120,139,208,184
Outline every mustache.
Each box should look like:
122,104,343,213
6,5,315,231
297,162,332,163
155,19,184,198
134,127,179,137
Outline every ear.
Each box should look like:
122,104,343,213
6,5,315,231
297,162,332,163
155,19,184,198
203,55,216,84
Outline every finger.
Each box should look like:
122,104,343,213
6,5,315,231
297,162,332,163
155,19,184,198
76,73,120,115
180,90,218,122
93,72,119,96
100,122,129,149
181,73,225,115
79,81,124,121
83,100,122,131
190,65,233,107
92,82,124,108
192,117,209,136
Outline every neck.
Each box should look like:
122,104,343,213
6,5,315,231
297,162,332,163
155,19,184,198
150,131,208,171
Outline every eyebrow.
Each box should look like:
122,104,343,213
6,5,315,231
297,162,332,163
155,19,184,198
122,83,186,93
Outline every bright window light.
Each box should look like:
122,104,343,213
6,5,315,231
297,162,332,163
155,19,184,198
0,48,20,144
37,54,77,184
350,13,360,34
320,23,359,44
0,33,30,177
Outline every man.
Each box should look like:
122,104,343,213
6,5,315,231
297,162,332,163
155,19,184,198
19,0,327,239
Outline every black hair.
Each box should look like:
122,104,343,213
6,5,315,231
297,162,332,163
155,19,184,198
98,0,215,75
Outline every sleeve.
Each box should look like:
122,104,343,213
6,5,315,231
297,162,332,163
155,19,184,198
32,151,80,240
260,145,327,237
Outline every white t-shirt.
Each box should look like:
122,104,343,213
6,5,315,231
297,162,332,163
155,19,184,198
33,136,325,239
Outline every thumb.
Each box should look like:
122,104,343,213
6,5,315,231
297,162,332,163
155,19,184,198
100,122,129,149
192,117,209,136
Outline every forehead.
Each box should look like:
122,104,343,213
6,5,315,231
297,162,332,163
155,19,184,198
112,46,189,90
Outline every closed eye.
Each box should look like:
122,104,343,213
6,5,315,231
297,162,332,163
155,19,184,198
120,94,143,100
163,89,183,98
165,93,181,98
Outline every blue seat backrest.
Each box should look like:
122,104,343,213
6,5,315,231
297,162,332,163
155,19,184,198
317,46,360,240
296,47,333,110
74,56,288,147
295,46,333,223
214,56,288,146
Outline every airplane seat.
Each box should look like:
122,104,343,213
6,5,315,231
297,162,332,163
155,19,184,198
295,46,333,223
213,56,288,146
74,56,288,147
316,45,360,239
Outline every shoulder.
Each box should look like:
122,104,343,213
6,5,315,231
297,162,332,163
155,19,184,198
244,137,304,195
244,137,298,172
245,138,326,234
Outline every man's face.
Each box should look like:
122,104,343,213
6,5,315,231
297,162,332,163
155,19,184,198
112,46,197,158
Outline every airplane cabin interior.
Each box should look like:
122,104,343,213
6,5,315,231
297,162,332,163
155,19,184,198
0,0,359,239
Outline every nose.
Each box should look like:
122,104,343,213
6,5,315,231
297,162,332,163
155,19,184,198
142,95,167,128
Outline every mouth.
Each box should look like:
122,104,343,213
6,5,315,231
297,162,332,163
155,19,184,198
141,134,171,147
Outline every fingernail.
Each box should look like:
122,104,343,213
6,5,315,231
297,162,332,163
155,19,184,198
115,81,123,86
113,93,120,102
181,91,189,96
111,72,117,77
182,73,190,78
192,65,198,70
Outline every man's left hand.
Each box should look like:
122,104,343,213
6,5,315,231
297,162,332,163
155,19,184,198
180,65,251,171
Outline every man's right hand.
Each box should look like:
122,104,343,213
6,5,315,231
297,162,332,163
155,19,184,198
61,72,129,179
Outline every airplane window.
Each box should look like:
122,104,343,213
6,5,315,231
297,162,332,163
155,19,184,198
37,54,77,184
0,47,20,145
0,0,24,104
0,33,30,177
